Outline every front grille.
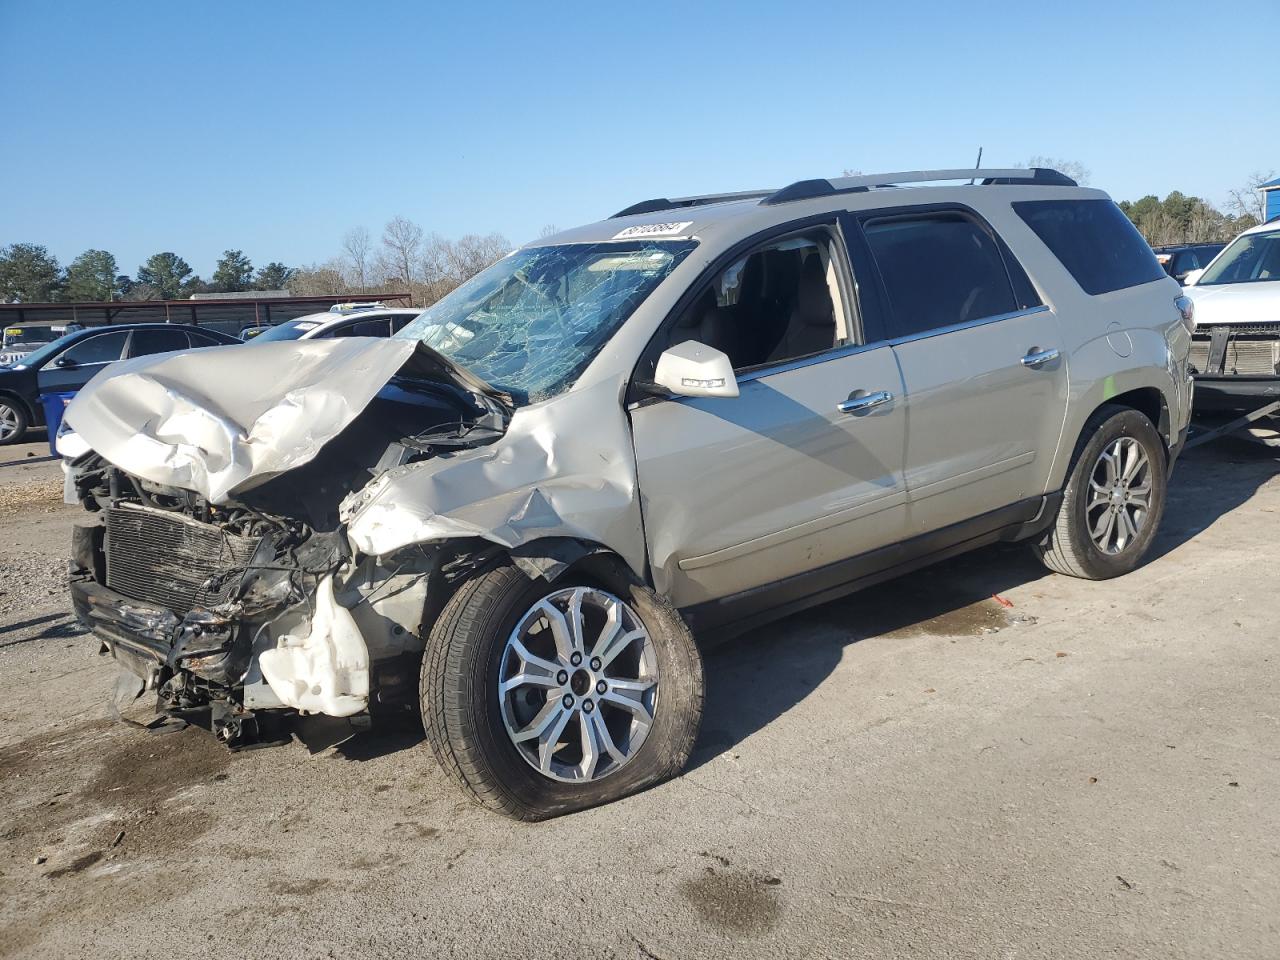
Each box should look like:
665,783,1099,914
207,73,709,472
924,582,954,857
105,504,261,615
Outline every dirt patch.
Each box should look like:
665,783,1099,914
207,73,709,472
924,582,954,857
81,724,232,806
885,599,1010,638
1,719,232,872
0,476,63,516
680,854,783,937
0,550,69,619
835,576,1014,639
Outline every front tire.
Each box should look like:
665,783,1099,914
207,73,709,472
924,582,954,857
0,398,29,446
1034,405,1168,579
421,562,703,820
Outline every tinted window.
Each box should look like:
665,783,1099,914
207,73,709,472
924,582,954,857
58,331,128,366
333,317,391,338
189,330,227,347
1014,199,1165,295
129,328,190,357
864,214,1018,338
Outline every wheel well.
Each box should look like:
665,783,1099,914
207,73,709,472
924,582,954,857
0,390,36,423
1103,387,1170,444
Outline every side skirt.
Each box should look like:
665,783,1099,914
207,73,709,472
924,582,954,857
681,493,1062,642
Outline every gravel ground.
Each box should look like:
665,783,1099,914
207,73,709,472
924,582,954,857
0,435,1277,959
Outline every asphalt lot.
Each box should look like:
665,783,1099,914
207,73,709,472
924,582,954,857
1,431,1277,959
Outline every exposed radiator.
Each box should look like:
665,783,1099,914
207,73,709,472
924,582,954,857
1190,330,1280,376
105,504,261,615
1223,339,1280,376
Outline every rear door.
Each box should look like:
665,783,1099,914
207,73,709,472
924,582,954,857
126,326,191,358
845,205,1069,537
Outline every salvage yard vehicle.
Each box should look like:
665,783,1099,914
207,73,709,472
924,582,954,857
1,323,78,366
1153,242,1224,284
1181,220,1280,411
244,303,421,343
0,323,238,445
63,168,1192,819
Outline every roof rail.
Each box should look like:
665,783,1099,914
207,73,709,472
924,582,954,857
762,167,1077,205
611,190,774,219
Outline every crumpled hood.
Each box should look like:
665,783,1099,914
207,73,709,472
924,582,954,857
1186,282,1280,327
66,337,418,503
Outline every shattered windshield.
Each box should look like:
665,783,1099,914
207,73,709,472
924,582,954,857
394,240,697,403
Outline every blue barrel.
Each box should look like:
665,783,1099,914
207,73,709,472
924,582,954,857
40,391,76,456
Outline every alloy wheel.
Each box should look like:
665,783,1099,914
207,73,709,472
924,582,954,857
1086,436,1151,555
0,403,19,442
498,586,659,783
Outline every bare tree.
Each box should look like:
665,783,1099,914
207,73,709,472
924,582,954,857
446,233,510,282
341,226,372,293
1227,170,1275,223
1019,156,1090,185
419,232,510,305
539,224,560,238
288,259,351,296
380,216,425,303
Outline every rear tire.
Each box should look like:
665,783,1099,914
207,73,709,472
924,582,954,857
0,398,29,446
421,562,703,820
1034,405,1168,580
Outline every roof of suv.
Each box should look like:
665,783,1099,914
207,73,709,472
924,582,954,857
541,168,1099,249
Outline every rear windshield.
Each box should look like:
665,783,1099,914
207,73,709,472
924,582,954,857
249,319,323,342
1013,199,1166,295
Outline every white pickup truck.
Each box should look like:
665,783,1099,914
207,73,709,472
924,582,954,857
1182,220,1280,411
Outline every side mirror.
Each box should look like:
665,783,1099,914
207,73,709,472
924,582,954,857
1181,268,1204,287
653,340,739,399
54,356,77,368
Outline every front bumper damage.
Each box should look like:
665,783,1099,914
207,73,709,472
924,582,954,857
67,504,446,747
61,336,653,747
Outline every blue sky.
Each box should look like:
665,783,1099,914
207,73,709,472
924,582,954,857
2,0,1277,278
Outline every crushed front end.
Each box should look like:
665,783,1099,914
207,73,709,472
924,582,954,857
65,457,444,745
61,338,514,747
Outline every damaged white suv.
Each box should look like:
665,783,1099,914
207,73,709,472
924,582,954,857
65,169,1192,819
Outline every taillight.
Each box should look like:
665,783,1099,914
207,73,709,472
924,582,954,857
1174,295,1194,334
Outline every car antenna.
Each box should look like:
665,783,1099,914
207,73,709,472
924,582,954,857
969,146,983,185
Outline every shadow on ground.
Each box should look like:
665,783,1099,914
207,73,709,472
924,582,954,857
688,438,1280,770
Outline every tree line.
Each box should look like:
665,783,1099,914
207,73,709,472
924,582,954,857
0,217,511,308
0,246,297,303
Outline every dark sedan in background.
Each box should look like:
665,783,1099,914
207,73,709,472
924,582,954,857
1153,242,1225,283
0,323,238,445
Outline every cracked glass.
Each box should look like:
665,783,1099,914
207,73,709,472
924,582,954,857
395,240,697,403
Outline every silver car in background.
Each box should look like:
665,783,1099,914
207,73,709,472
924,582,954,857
63,168,1192,819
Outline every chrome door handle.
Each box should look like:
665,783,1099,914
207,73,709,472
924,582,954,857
838,390,894,414
1020,348,1060,368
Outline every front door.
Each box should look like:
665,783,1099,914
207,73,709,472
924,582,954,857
36,329,130,394
632,348,908,609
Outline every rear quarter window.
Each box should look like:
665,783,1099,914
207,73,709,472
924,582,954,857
1013,199,1166,296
